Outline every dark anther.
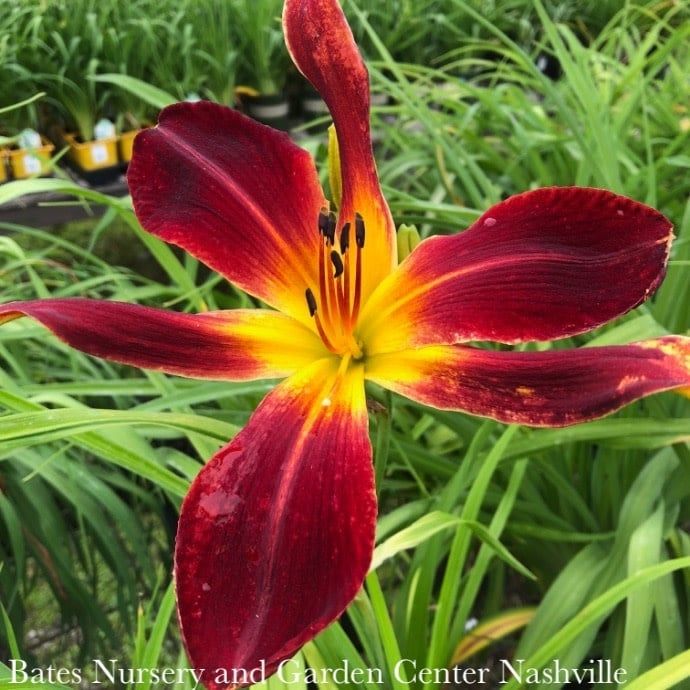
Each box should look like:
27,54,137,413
318,209,330,236
355,213,365,248
325,212,337,245
330,251,344,278
340,222,351,254
305,288,318,317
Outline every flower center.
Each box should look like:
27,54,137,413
305,209,366,360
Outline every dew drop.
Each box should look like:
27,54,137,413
483,217,497,227
199,489,242,522
617,209,624,216
202,582,211,592
321,397,332,407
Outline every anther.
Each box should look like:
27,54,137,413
330,251,344,278
325,212,337,245
355,213,365,248
318,209,330,236
340,222,351,254
305,288,318,317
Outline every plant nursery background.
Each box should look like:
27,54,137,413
1,0,690,689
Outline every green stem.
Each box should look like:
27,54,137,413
374,390,393,497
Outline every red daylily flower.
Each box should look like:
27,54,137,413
2,0,690,687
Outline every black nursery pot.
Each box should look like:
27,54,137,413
60,132,122,187
244,93,291,131
300,86,330,132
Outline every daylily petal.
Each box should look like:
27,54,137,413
0,299,326,380
283,0,396,301
175,358,375,686
359,188,673,353
128,101,327,324
366,337,690,427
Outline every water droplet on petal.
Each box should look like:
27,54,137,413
617,209,624,216
321,397,332,407
202,582,211,592
483,217,497,227
199,489,242,524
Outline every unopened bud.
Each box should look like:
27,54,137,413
396,224,421,262
328,124,342,209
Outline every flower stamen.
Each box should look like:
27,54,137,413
318,209,336,244
308,210,365,360
317,210,339,333
305,287,339,354
354,213,365,249
340,222,352,323
350,213,365,327
305,287,317,317
340,223,350,254
317,237,332,324
331,249,350,324
330,250,344,278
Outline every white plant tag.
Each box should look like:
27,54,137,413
18,129,41,149
94,118,116,140
91,144,108,164
23,154,42,174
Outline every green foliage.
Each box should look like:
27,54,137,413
232,0,292,95
0,0,242,136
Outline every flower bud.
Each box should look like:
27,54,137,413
397,224,421,262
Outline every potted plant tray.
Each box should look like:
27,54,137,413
8,137,55,179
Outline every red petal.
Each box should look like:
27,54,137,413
359,188,673,353
0,299,326,380
366,337,690,427
175,359,375,687
128,102,327,323
283,0,396,300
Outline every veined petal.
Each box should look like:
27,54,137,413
283,0,396,301
366,337,690,427
0,299,327,380
175,358,375,687
359,188,673,353
128,101,327,324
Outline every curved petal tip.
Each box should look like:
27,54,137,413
366,336,690,427
361,187,673,352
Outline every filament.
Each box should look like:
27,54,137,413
306,209,366,359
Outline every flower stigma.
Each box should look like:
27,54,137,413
305,209,367,361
